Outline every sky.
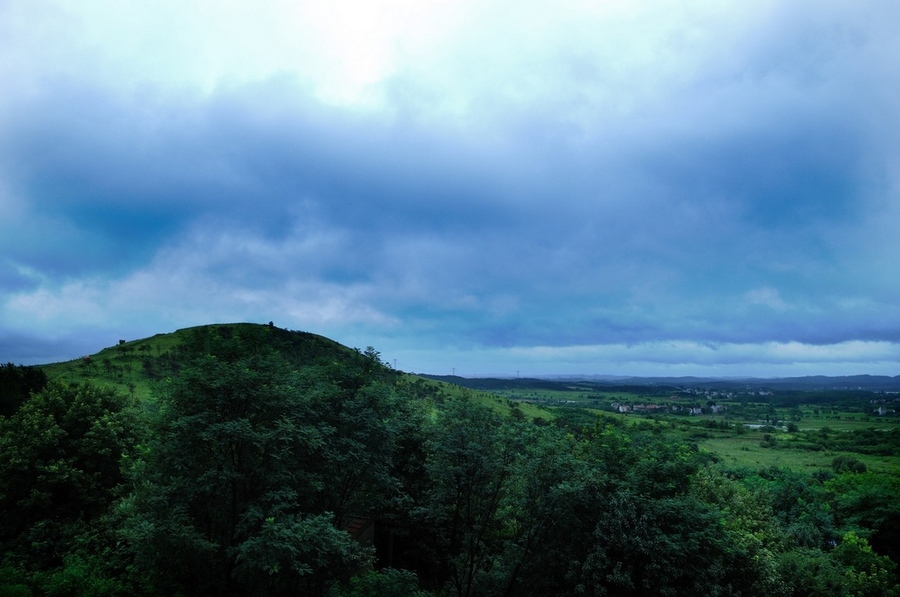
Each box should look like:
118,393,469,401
1,0,900,377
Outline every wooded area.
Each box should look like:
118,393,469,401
1,324,898,595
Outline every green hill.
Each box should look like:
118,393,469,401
38,323,355,401
37,322,551,421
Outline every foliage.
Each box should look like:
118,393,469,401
833,455,868,474
0,381,144,595
775,531,900,597
0,363,48,417
418,394,528,596
827,473,900,564
329,568,431,597
118,325,399,596
0,382,141,569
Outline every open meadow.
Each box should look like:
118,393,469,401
459,379,900,476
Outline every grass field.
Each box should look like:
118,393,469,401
488,384,900,476
491,389,648,403
700,434,900,475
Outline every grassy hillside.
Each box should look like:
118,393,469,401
37,322,553,421
38,323,354,401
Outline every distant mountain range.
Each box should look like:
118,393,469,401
420,373,900,392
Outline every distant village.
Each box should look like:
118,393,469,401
610,401,726,415
509,384,900,419
608,386,759,416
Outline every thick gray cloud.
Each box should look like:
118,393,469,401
1,1,899,374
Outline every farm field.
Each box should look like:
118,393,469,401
699,435,900,475
461,381,900,476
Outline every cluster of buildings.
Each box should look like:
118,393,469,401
870,397,900,416
610,402,726,416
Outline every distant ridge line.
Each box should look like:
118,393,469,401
419,373,900,391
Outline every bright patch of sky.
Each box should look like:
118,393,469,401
1,0,899,377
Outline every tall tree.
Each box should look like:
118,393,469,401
416,393,517,596
121,326,398,596
0,382,140,569
0,363,48,418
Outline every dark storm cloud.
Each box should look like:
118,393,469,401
0,77,515,255
1,0,899,374
0,71,892,344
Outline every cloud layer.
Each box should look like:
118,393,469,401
2,0,899,375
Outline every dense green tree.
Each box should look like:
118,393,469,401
578,491,733,596
0,363,48,418
329,568,432,597
569,434,743,596
832,531,899,596
494,424,585,597
0,383,139,557
0,381,141,588
747,467,836,550
496,423,763,596
120,326,403,596
415,393,518,596
827,473,900,564
295,361,404,522
779,533,900,597
832,455,867,474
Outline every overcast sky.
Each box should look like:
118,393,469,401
2,0,899,377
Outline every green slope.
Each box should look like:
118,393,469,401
36,322,552,420
38,323,357,402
